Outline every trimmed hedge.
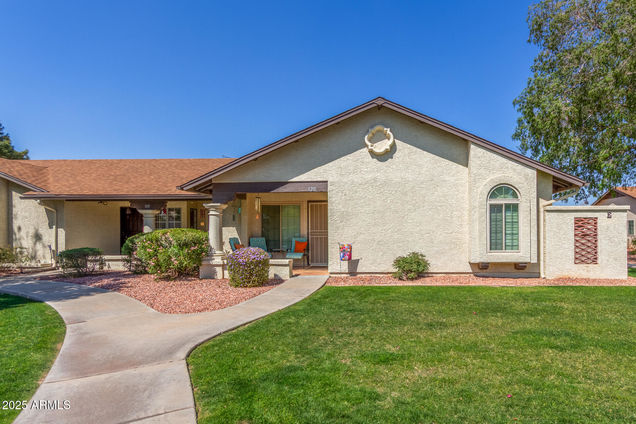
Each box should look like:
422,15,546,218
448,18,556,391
392,252,430,280
59,247,105,276
126,228,209,279
227,247,269,287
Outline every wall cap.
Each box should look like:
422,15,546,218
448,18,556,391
545,205,630,211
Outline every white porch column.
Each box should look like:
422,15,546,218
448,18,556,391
200,202,228,279
138,209,160,233
204,202,228,256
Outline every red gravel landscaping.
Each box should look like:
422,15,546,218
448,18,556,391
43,272,283,314
327,274,636,286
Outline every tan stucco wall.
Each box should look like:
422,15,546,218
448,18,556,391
213,108,547,274
65,201,129,254
544,205,628,279
595,194,636,242
10,183,57,264
468,144,547,267
65,200,193,255
0,179,9,247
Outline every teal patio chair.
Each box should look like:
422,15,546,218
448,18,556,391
249,237,272,258
229,237,241,251
286,237,308,267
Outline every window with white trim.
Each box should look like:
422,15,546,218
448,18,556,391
155,208,182,229
488,185,519,251
629,220,635,236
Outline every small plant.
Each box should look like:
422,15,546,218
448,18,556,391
0,247,28,271
227,247,269,287
58,247,105,277
132,228,209,279
392,252,430,280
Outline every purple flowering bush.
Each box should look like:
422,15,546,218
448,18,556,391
128,229,209,279
227,247,269,287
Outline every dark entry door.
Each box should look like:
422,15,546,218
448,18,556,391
189,208,198,229
120,207,143,249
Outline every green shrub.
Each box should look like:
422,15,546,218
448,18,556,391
392,252,430,280
0,247,28,271
122,232,148,273
132,228,209,278
227,247,270,287
58,247,105,277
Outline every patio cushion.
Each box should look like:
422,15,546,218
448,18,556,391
234,244,244,249
294,241,307,253
229,237,240,251
286,252,304,259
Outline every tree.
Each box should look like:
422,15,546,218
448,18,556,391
0,123,29,160
513,0,635,200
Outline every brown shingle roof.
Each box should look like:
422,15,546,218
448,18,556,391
616,187,636,198
0,158,234,199
592,186,636,205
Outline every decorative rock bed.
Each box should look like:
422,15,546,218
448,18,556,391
40,271,283,314
327,274,636,286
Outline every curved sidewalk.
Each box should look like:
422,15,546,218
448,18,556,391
0,274,327,424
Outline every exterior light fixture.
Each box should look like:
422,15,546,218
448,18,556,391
255,196,261,220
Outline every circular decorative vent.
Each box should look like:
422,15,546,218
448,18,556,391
364,125,394,156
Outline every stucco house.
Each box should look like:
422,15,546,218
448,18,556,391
593,187,636,244
0,98,628,278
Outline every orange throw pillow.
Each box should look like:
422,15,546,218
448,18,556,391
294,241,307,253
234,243,244,249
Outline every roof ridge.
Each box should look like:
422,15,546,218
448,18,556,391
179,97,586,191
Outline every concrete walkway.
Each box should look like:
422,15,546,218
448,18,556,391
0,274,327,423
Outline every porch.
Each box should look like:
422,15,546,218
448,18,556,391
64,199,211,255
200,182,329,278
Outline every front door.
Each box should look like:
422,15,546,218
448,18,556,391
120,207,143,248
308,202,328,266
189,208,197,229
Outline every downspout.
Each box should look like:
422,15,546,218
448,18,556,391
38,201,58,266
539,188,580,278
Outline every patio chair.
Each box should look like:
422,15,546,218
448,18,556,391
229,237,241,251
249,237,272,258
286,237,309,268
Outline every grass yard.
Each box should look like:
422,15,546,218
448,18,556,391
189,286,636,423
0,295,65,424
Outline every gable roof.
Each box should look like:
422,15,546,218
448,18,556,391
0,158,234,199
593,186,636,205
178,97,586,193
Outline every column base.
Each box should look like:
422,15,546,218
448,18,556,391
269,259,293,279
199,255,226,279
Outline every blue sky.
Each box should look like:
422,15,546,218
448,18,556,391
1,0,537,160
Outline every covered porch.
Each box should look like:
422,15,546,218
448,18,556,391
200,181,329,278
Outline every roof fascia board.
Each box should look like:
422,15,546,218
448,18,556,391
0,172,47,192
21,193,211,200
178,97,586,190
178,101,380,190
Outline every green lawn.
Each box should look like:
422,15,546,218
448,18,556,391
0,294,65,424
189,286,636,423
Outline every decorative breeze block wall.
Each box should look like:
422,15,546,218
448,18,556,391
574,217,598,264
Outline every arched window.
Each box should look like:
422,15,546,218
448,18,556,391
488,185,519,251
